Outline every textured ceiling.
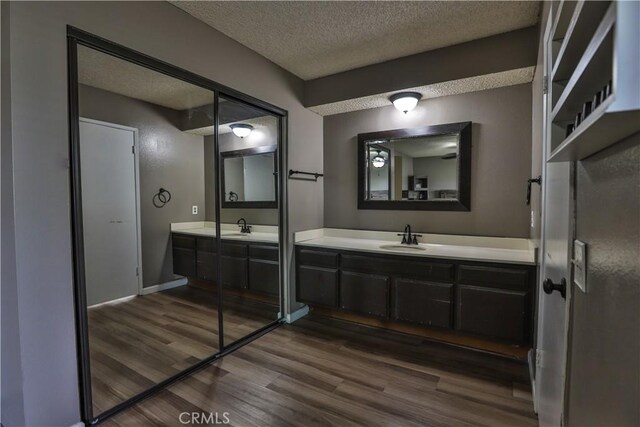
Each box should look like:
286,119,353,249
78,45,213,111
171,1,540,80
309,66,535,116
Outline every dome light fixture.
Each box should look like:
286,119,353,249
371,150,386,168
389,92,422,114
229,123,254,138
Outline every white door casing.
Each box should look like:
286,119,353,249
80,118,142,306
535,11,573,427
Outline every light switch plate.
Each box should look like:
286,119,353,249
573,240,587,293
192,205,198,215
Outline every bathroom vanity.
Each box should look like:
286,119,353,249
171,222,280,297
295,229,537,347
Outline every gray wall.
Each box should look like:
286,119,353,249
1,2,26,425
79,84,206,288
566,134,640,426
323,84,532,237
5,2,322,425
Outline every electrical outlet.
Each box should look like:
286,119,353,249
573,240,587,293
192,205,198,215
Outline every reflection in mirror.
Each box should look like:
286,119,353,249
364,134,459,201
77,45,219,416
222,145,277,207
358,122,471,211
218,96,281,348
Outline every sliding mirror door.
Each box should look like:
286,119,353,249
75,45,220,416
217,96,283,346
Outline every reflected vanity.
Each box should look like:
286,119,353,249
358,121,472,211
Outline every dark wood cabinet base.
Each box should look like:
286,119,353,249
310,306,530,361
296,246,536,351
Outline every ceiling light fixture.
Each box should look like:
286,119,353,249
229,123,254,138
371,150,386,168
389,92,422,114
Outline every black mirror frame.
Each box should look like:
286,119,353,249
221,144,278,209
357,121,472,211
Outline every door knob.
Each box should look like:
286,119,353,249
543,277,566,299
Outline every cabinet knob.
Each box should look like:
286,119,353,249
543,277,566,299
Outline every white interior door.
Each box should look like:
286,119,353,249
80,118,141,306
536,12,572,427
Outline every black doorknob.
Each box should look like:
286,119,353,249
543,277,566,299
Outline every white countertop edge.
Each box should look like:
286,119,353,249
171,222,278,243
293,228,536,265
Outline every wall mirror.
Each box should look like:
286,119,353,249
358,121,472,211
221,145,277,208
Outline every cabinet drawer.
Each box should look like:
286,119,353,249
341,254,454,283
456,285,529,343
392,279,452,329
340,271,389,318
173,247,196,277
298,248,338,268
222,242,248,258
249,260,279,296
458,265,529,290
250,244,279,262
172,234,196,249
196,251,217,281
221,256,248,289
197,237,215,253
298,266,338,307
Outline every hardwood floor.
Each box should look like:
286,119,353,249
88,286,279,415
102,311,537,426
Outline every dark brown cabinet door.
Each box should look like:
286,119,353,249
456,285,529,343
340,271,389,318
392,279,453,329
249,260,279,296
298,266,338,307
173,247,196,277
196,251,217,281
221,256,248,289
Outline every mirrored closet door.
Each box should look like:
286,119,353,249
69,30,286,423
217,96,283,347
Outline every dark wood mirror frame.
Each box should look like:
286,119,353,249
357,121,472,211
221,144,278,209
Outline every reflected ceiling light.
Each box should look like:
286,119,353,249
389,92,422,114
229,123,254,138
372,150,386,168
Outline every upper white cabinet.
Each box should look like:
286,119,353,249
547,0,640,162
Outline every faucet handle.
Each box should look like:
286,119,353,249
397,233,407,244
412,234,422,245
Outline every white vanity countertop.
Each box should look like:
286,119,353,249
294,228,536,265
171,222,278,244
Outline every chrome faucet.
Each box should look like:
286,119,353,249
237,218,252,234
398,224,421,245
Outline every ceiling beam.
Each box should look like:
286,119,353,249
303,25,538,108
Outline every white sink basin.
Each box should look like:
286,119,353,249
378,244,426,252
221,232,248,237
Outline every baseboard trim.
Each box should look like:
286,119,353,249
285,305,309,324
88,294,136,309
528,348,538,414
140,277,188,295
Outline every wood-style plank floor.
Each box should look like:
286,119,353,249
88,286,279,415
101,302,537,426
